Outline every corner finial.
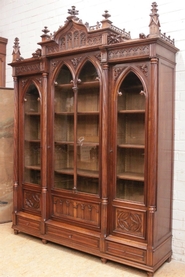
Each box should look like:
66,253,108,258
12,37,22,62
149,2,160,37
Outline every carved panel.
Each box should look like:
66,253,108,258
115,208,145,238
137,63,148,77
113,66,127,80
87,36,102,46
24,190,41,211
71,56,82,69
15,63,41,75
53,196,100,226
108,45,150,60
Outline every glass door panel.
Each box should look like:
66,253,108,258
116,72,145,202
76,61,100,194
54,65,74,189
24,84,41,185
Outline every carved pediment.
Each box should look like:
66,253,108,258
53,20,90,49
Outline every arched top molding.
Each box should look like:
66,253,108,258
115,66,148,98
21,80,41,104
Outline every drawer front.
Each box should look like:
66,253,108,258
52,196,100,227
17,216,40,234
106,241,146,264
46,224,100,250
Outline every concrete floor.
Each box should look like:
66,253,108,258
0,222,185,277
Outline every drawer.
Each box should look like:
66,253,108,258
105,240,146,264
46,223,100,250
17,215,40,234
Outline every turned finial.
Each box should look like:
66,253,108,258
101,10,112,28
12,37,21,62
41,26,50,42
149,2,160,37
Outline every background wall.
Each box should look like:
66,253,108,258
0,0,185,262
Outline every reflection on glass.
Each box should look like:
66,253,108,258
116,72,145,202
24,84,41,185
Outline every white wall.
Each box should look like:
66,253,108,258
0,0,185,262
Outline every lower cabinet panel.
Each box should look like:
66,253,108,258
105,240,146,264
52,195,100,227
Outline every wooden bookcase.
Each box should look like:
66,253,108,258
10,3,178,276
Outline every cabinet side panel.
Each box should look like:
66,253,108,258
155,60,174,244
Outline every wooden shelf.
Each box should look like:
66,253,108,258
25,165,41,171
77,111,99,115
25,112,40,116
118,144,145,149
118,110,145,114
55,83,72,88
55,168,74,175
55,112,74,116
55,140,74,145
25,139,40,143
55,168,99,178
117,172,144,181
77,169,99,178
78,81,99,89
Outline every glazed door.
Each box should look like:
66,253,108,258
51,60,101,227
20,82,42,214
109,68,147,240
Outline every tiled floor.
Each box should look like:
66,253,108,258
0,222,185,277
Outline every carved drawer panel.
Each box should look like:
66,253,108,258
105,240,146,264
52,196,100,227
46,223,100,250
113,207,146,239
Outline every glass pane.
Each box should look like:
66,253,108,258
79,61,98,82
117,113,145,145
24,84,41,185
116,180,144,202
118,72,145,111
116,72,145,202
76,62,100,194
54,65,74,190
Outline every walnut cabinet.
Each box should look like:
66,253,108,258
10,3,178,276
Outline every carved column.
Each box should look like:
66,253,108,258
41,72,48,235
12,76,19,228
100,48,109,253
147,57,158,265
